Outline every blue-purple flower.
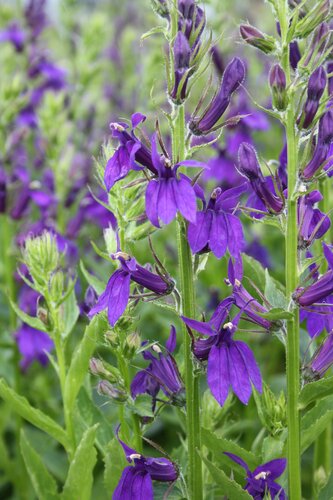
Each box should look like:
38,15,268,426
297,66,327,129
225,453,286,499
104,113,156,191
182,297,262,406
298,190,330,248
302,109,333,179
89,250,174,326
113,432,178,499
303,331,333,381
145,134,205,227
187,184,246,258
131,326,185,408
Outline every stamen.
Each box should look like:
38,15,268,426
152,344,162,354
110,122,125,132
129,453,142,460
113,251,131,260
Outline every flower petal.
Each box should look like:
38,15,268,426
252,458,287,481
187,211,212,253
224,452,250,473
181,316,215,336
166,325,177,352
107,270,131,326
229,342,252,404
172,176,197,223
209,212,228,258
157,179,177,225
131,112,146,129
145,180,161,228
113,466,153,500
235,341,262,393
207,344,230,406
226,213,244,257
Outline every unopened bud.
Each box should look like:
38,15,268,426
240,24,276,54
37,307,49,326
97,380,128,402
295,0,330,39
269,64,288,110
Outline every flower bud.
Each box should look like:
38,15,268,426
90,358,108,376
97,380,128,402
37,307,49,326
170,31,191,104
0,168,6,213
269,64,287,110
49,271,65,302
304,22,330,67
295,0,330,39
328,61,333,96
302,110,333,179
298,66,327,129
255,384,287,436
189,57,245,135
125,331,141,357
290,41,301,70
240,24,276,54
150,0,169,19
23,232,60,289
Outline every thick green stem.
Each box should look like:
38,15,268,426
173,105,203,500
285,103,302,500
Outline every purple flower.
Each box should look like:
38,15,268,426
170,31,191,103
0,168,6,213
300,296,333,338
187,184,246,258
0,22,25,52
24,0,48,40
15,325,54,372
238,143,284,214
297,66,327,129
298,190,330,248
269,64,287,110
89,250,174,326
303,110,333,179
113,433,178,499
304,332,333,381
294,243,333,307
131,326,185,408
225,453,286,499
182,298,262,405
145,134,205,227
189,57,246,135
244,238,271,269
104,113,156,190
290,41,301,69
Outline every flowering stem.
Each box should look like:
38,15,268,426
173,104,203,500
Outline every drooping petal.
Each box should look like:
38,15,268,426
207,344,230,406
104,147,130,191
130,369,159,399
172,176,197,223
215,182,248,212
193,336,217,361
181,316,214,336
150,133,165,174
131,112,146,129
157,179,177,225
88,278,112,318
225,213,244,257
166,325,177,352
145,180,161,228
113,467,153,500
209,297,234,331
107,271,131,326
187,211,212,253
235,341,262,393
229,342,252,404
323,242,333,271
209,212,228,258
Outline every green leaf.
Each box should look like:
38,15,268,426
0,379,70,450
141,26,165,41
242,254,266,291
301,396,333,453
60,289,80,338
256,308,293,321
318,472,333,500
80,260,106,295
104,438,128,494
128,394,154,418
76,388,113,453
64,315,106,412
200,453,252,500
261,435,285,463
20,430,59,500
202,428,259,471
10,300,47,332
264,270,287,308
61,425,98,500
299,376,333,409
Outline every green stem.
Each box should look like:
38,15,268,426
0,214,16,329
173,104,203,500
285,95,302,500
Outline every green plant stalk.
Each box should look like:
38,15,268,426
173,104,203,500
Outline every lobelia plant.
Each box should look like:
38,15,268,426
2,0,333,499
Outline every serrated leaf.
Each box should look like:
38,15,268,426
301,396,333,453
299,376,333,409
261,435,284,463
104,438,128,494
61,425,98,500
202,428,259,470
264,270,287,308
10,300,47,332
64,315,106,412
128,394,154,418
200,453,252,499
80,260,107,295
0,379,70,450
20,430,59,500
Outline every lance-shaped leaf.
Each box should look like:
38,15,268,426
299,376,333,409
61,425,98,500
80,261,107,295
10,300,47,332
300,396,333,453
0,379,70,450
20,430,59,500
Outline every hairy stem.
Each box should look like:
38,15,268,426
173,104,203,500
